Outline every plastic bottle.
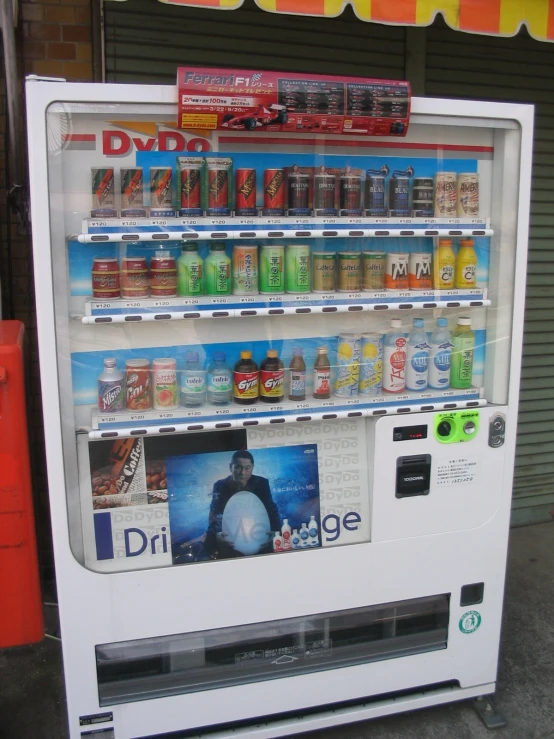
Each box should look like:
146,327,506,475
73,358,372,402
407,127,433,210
313,346,331,399
455,238,478,289
206,351,233,405
180,351,206,407
300,523,310,548
383,319,407,393
205,242,232,296
281,519,292,551
291,529,302,550
405,318,430,392
428,318,454,390
233,350,258,405
450,317,475,389
177,242,204,296
308,516,319,546
260,349,285,403
273,532,284,552
288,348,306,401
98,357,124,412
433,238,456,290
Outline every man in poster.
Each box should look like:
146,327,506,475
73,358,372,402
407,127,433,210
204,450,281,558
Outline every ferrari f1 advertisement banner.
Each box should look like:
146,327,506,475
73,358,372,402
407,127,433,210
177,68,410,137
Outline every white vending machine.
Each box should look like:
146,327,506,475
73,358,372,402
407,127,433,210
26,69,532,739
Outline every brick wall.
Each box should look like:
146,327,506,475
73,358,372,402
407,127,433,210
0,0,95,583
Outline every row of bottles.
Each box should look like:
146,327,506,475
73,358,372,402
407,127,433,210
273,517,319,551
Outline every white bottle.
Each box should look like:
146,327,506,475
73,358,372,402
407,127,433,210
291,529,302,550
300,523,310,548
405,318,430,392
308,515,319,546
383,318,407,393
273,531,284,552
428,318,454,390
281,519,292,550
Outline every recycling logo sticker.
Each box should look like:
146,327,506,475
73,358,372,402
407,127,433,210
459,610,482,634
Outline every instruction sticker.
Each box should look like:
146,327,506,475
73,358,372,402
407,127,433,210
434,456,478,487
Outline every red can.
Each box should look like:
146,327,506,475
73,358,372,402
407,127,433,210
120,257,149,298
150,251,177,297
207,166,229,214
180,167,202,212
235,169,257,216
92,257,120,299
263,169,285,215
125,359,152,411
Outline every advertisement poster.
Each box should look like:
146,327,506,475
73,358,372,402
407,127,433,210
166,444,320,563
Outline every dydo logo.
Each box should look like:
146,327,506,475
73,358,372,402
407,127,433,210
65,122,213,156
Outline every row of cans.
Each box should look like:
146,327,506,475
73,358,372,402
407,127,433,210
92,253,177,299
91,164,479,219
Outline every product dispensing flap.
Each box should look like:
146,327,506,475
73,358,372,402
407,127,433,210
176,67,411,137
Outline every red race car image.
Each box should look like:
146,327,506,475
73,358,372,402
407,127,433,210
222,104,288,130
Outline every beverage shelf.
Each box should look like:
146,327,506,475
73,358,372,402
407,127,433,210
76,216,492,244
87,388,484,439
81,291,490,324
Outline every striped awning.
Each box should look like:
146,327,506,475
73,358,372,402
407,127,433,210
153,0,554,43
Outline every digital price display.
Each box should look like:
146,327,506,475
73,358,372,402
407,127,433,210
393,425,428,442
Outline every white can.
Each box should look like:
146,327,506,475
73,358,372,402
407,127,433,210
434,172,457,217
457,173,479,217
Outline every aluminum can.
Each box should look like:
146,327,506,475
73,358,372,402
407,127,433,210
125,359,152,411
120,257,149,298
235,169,257,216
409,253,433,290
457,173,479,217
260,245,285,294
152,358,178,410
263,169,285,215
232,245,259,295
384,252,409,290
285,244,311,293
179,166,202,216
92,257,120,299
337,251,361,292
149,167,173,214
207,162,230,216
359,333,383,395
364,175,387,216
121,168,146,217
91,168,116,218
312,252,336,293
389,176,411,217
335,333,361,397
287,172,311,215
313,174,336,215
150,251,177,297
339,174,362,215
434,172,457,217
362,251,385,291
412,177,434,217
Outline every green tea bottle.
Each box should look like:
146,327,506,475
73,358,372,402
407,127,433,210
450,316,475,389
177,242,204,296
205,242,232,296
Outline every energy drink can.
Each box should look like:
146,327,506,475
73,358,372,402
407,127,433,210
91,168,116,218
235,169,257,216
149,167,174,217
339,173,362,216
285,244,311,293
313,174,336,215
362,251,385,291
457,173,479,217
359,333,383,396
335,332,361,397
232,245,259,295
337,252,361,292
409,253,433,290
260,245,285,294
287,171,311,216
312,252,336,293
263,169,285,216
434,172,457,217
385,253,409,290
207,159,231,216
177,157,203,216
121,168,146,217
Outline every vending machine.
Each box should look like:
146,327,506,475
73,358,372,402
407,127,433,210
25,70,532,739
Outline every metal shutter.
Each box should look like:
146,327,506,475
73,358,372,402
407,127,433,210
426,20,554,525
103,0,406,83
